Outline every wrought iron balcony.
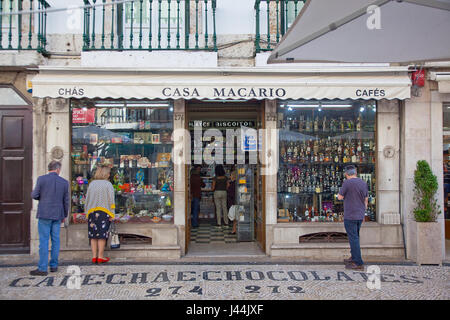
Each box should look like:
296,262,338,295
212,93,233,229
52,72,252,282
82,0,217,51
0,0,50,53
255,0,304,53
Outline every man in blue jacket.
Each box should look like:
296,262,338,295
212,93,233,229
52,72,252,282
30,161,69,276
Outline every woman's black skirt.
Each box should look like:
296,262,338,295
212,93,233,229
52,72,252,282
88,210,111,239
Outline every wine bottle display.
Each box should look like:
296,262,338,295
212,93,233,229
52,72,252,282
277,102,376,223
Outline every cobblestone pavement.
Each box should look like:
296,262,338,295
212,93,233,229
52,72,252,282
0,262,448,300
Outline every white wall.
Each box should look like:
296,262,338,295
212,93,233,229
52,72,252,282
46,0,84,34
215,0,255,34
45,0,259,35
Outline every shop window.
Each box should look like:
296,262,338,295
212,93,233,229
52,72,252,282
70,99,174,225
443,103,450,220
277,100,377,223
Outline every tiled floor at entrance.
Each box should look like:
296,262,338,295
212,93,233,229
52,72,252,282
190,222,237,244
188,222,265,257
187,242,265,257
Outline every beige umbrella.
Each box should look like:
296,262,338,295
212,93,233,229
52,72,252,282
268,0,450,64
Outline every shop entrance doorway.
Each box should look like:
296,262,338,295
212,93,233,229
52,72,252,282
185,101,266,257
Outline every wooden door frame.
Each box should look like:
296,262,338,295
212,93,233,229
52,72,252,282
185,101,190,254
258,100,267,252
0,84,33,253
184,99,266,254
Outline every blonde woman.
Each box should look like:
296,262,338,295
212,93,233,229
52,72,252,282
85,165,115,264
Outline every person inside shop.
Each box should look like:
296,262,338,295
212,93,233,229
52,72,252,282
30,161,69,276
337,165,368,271
211,164,229,227
85,165,115,264
190,165,205,228
227,170,237,234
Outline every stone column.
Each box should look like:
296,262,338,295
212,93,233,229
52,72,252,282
30,98,70,256
30,98,48,256
173,99,187,254
46,99,71,181
401,80,445,262
377,100,401,225
264,99,278,255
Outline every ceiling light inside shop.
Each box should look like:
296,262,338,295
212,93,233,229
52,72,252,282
286,104,319,108
127,103,170,108
321,104,352,108
95,103,125,108
285,104,352,109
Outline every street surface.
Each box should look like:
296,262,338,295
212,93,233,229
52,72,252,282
0,262,448,300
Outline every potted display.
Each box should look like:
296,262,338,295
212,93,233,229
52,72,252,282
413,160,443,265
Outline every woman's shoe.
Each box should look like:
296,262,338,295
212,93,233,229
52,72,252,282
97,257,110,264
92,258,98,264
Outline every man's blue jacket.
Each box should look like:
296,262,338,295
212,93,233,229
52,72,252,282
31,172,69,221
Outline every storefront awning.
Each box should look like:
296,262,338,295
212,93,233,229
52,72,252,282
429,72,450,93
31,66,411,100
268,0,450,64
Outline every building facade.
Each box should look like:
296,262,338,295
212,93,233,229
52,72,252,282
0,0,447,264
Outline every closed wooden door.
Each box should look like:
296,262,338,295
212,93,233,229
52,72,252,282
0,107,32,253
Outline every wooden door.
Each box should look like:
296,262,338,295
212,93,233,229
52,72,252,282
0,106,32,253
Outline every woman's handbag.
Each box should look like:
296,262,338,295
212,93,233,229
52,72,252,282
228,205,237,221
109,222,120,249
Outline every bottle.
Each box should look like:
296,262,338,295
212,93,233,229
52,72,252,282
356,114,362,131
281,141,287,163
298,115,304,132
287,143,293,163
305,117,311,131
347,119,353,131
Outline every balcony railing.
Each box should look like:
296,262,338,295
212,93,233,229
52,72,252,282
83,0,217,51
255,0,305,53
0,0,50,53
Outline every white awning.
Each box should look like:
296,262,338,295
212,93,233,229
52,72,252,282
429,72,450,93
268,0,450,64
31,66,411,100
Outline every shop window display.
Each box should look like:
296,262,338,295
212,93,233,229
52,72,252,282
277,100,377,223
70,100,174,224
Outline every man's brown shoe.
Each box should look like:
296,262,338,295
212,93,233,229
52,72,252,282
343,257,353,264
30,269,48,276
345,262,364,271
